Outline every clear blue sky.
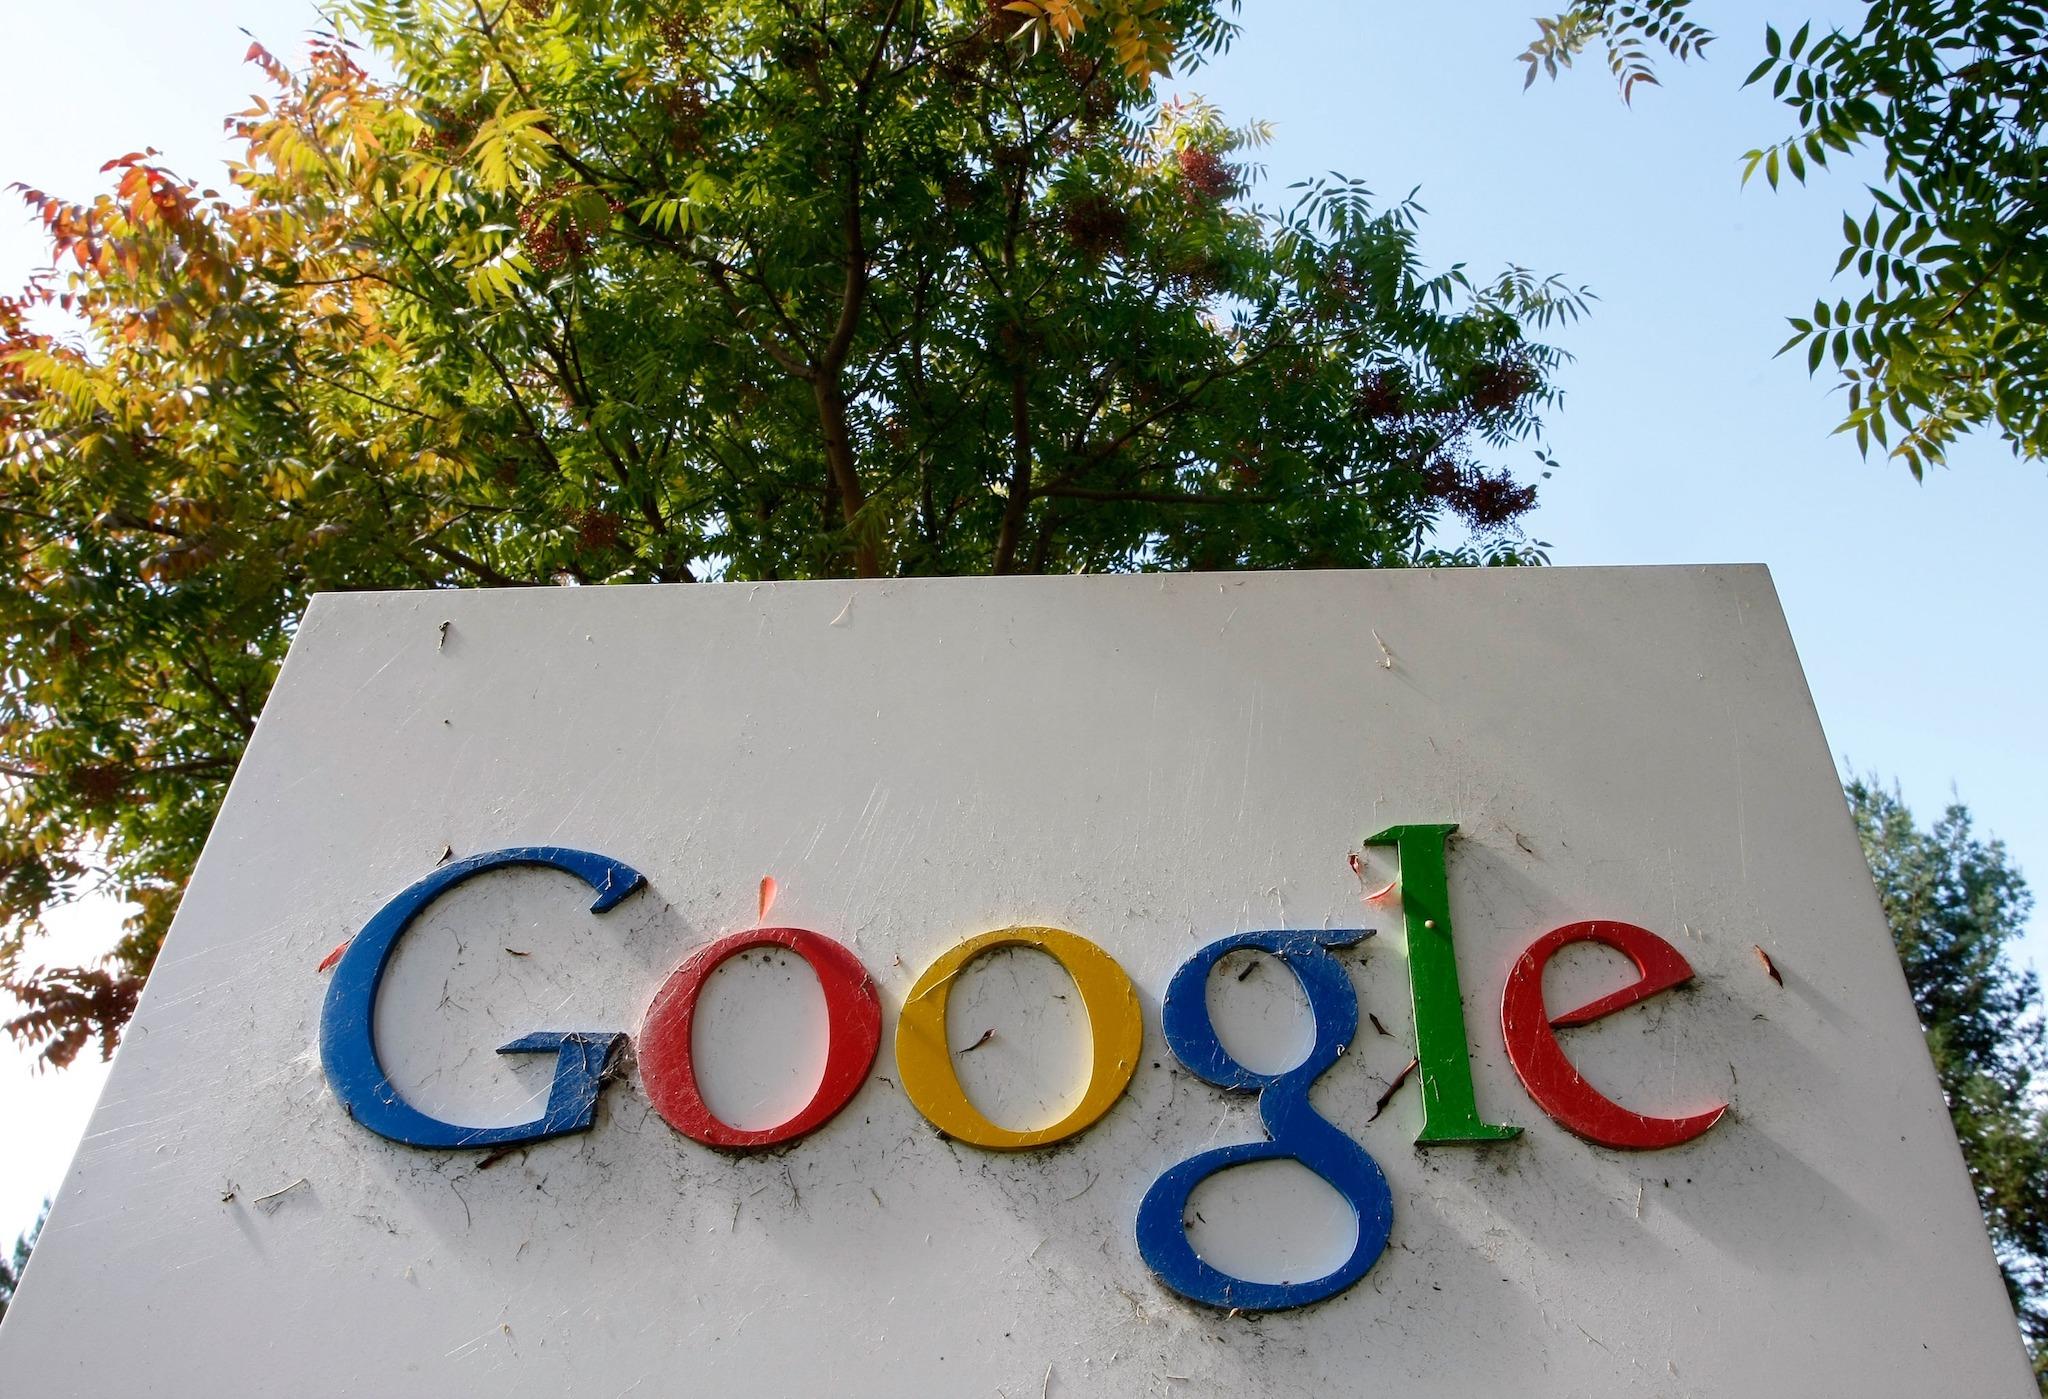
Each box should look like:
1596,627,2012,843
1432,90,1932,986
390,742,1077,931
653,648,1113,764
1,0,2042,1245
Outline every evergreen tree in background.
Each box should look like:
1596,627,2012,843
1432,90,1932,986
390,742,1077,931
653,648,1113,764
0,1201,46,1327
1848,776,2048,1387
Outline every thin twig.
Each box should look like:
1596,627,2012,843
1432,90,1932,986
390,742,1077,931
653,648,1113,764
253,1176,308,1210
1368,1058,1419,1123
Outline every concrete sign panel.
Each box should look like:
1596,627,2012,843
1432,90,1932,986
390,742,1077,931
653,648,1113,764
1,566,2033,1395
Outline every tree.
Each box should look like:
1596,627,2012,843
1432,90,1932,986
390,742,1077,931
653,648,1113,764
0,1,1586,1066
0,1201,46,1327
1847,776,2048,1388
1523,1,2048,475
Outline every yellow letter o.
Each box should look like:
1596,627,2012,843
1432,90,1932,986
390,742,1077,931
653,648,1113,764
895,926,1143,1150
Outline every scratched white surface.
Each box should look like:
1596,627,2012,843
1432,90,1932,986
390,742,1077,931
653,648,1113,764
1,567,2033,1397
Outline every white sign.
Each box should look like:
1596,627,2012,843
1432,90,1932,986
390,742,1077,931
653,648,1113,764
1,567,2032,1396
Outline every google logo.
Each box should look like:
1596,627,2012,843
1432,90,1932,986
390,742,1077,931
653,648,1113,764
320,827,1729,1313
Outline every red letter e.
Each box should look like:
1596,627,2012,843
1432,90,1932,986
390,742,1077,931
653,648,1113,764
1501,921,1727,1151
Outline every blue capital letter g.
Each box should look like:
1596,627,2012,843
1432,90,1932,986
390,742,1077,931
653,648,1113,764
319,846,643,1149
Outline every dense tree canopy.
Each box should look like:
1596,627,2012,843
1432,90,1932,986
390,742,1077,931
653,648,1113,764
1526,0,2048,475
1849,777,2048,1386
0,0,1583,1065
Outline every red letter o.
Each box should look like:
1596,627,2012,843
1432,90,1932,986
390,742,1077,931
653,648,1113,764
640,927,881,1149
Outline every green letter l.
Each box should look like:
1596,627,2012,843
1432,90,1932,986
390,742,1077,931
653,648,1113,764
1363,823,1520,1145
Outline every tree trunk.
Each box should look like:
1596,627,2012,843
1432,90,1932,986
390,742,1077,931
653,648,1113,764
813,374,879,578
